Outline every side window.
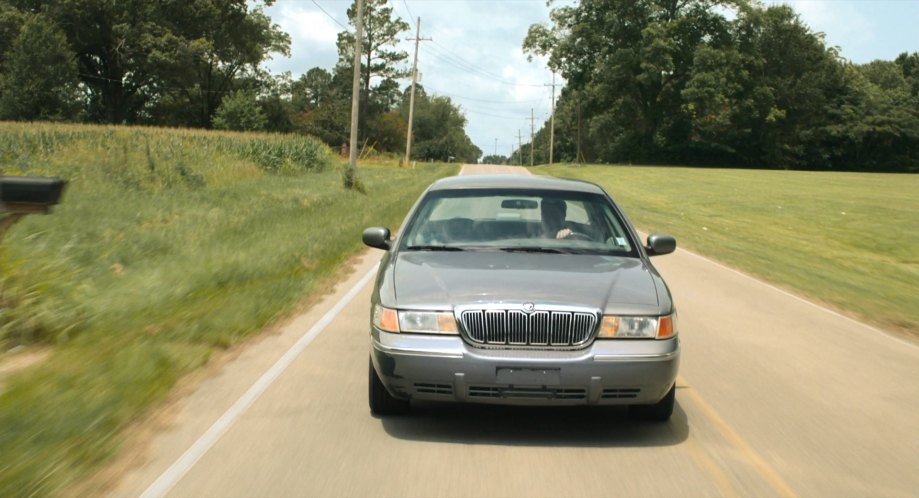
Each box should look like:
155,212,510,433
593,202,632,251
565,200,590,224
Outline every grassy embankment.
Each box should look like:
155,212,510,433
0,122,457,496
538,164,919,336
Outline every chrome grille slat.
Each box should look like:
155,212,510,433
508,311,526,345
461,309,597,348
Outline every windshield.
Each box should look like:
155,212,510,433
400,188,637,256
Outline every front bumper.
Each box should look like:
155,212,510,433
370,329,679,406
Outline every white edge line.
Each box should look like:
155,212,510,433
140,265,379,498
657,239,919,352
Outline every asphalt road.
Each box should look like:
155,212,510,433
113,164,919,497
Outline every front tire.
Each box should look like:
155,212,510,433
630,383,675,422
369,357,409,415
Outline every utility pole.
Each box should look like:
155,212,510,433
404,17,430,168
576,101,583,165
494,137,498,157
346,0,365,188
517,129,522,166
545,71,558,164
529,108,535,167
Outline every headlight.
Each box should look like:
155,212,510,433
597,313,677,339
372,305,459,335
399,310,459,335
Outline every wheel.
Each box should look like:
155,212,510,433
630,383,675,422
369,357,409,415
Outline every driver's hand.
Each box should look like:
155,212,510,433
556,228,572,239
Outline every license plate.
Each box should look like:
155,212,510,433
496,368,560,386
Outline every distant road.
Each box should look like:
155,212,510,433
114,164,919,497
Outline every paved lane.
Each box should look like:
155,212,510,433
113,165,919,497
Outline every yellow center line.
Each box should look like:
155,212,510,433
678,376,799,498
683,429,741,498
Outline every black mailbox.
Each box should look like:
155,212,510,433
0,176,67,213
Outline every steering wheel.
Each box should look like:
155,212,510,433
563,231,592,241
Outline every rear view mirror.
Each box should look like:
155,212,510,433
363,227,392,250
501,199,538,210
0,176,67,214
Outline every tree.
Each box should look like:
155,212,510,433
367,111,407,152
337,0,410,99
405,87,481,163
0,13,78,120
212,90,267,131
481,155,508,165
524,0,733,164
682,4,852,168
823,58,919,171
895,52,919,97
0,4,25,67
336,0,410,142
8,0,289,126
150,2,290,128
290,65,353,147
523,0,919,171
257,72,296,133
291,68,335,112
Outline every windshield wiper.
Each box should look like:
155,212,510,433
406,245,466,251
499,247,565,254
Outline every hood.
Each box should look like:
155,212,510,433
387,251,665,315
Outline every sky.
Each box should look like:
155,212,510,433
261,0,919,158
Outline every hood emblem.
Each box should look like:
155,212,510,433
522,302,536,313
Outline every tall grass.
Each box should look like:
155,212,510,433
539,164,919,335
0,122,334,190
0,122,457,495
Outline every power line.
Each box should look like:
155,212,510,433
423,84,550,104
402,0,417,29
310,0,349,30
429,40,513,82
460,108,530,120
425,41,545,87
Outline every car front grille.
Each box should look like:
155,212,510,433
460,309,597,348
468,386,587,400
601,388,641,399
414,383,453,396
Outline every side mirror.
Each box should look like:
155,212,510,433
362,227,392,250
0,176,67,213
646,233,676,256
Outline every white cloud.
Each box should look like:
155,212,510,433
276,5,341,46
262,4,343,75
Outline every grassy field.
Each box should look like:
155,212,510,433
0,122,457,496
537,164,919,336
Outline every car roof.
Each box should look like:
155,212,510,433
428,174,606,194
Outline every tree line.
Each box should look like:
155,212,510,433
0,0,481,163
523,0,919,172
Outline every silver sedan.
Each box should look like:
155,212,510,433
363,174,680,421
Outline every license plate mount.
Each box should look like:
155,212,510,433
496,367,560,386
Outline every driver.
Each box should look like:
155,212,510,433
540,198,573,239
